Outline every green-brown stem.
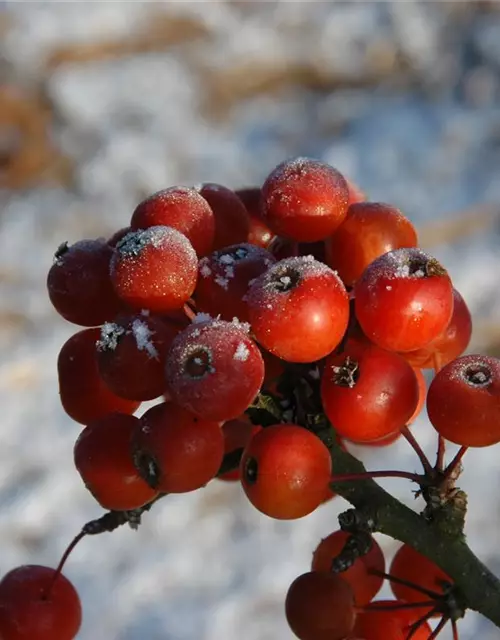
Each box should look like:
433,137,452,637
328,440,500,627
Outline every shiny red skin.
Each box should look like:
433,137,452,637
353,600,432,639
58,328,140,425
0,565,82,640
321,343,419,442
130,186,215,257
110,226,198,312
74,412,157,510
427,354,500,447
285,572,356,640
197,183,250,250
235,186,275,249
260,157,349,242
47,239,125,326
312,530,385,605
326,201,418,287
389,545,452,618
402,288,472,369
247,255,349,363
165,319,265,421
240,424,332,519
354,248,453,352
195,243,276,322
96,314,181,401
132,402,224,493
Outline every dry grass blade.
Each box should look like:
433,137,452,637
44,13,210,70
419,204,500,249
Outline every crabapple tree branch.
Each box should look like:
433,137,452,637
328,439,500,628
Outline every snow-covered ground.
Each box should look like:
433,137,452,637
1,2,500,639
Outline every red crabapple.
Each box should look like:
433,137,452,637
354,247,453,352
389,544,452,617
260,157,349,242
325,201,418,287
132,402,224,493
321,342,419,442
165,318,265,421
285,571,356,640
130,186,215,257
0,565,81,640
47,239,125,327
110,226,198,312
427,354,500,447
74,413,158,510
58,328,140,425
353,600,432,639
311,530,385,605
96,313,181,401
240,424,332,519
195,242,275,322
246,255,349,363
403,287,472,369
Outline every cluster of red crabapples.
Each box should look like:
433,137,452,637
1,156,499,639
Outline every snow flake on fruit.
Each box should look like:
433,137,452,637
215,275,229,290
131,318,159,360
97,322,125,351
233,341,250,362
192,312,213,324
199,259,212,278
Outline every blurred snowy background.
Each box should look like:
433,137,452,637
1,1,500,639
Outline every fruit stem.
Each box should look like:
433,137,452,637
436,435,446,472
406,609,437,639
331,469,423,484
443,445,468,481
360,599,437,612
368,568,443,599
42,530,87,599
428,615,449,639
183,302,196,321
401,425,433,475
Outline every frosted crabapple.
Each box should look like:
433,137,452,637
96,312,181,401
130,185,215,257
354,247,453,352
260,157,349,242
246,255,349,362
427,354,500,447
47,238,125,327
110,225,198,312
165,318,265,421
195,242,276,322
